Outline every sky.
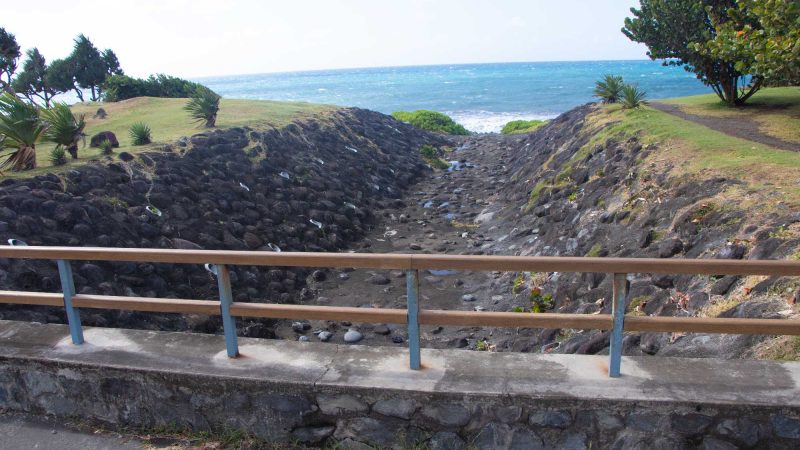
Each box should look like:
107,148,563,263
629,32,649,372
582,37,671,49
3,0,649,78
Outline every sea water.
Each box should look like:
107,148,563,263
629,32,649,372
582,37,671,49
196,60,710,133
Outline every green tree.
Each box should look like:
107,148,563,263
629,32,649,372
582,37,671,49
69,34,106,101
622,0,762,106
12,48,56,107
46,58,83,102
701,0,800,85
101,49,123,76
0,92,46,171
41,103,86,159
0,28,21,92
184,87,221,127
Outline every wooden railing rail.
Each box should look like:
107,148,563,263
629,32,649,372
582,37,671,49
0,245,799,377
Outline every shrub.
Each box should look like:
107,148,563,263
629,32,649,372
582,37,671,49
41,102,86,159
419,144,449,169
0,92,46,171
102,74,208,102
49,147,67,166
129,122,151,145
621,84,647,109
99,138,114,155
391,110,469,135
184,87,221,128
501,119,547,134
594,74,625,104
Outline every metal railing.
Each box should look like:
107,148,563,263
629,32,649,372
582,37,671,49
1,245,799,377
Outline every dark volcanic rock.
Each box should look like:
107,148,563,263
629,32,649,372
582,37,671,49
90,131,119,148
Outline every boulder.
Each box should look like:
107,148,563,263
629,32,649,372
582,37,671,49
90,131,119,148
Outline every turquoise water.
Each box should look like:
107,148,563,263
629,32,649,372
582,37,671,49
196,60,710,132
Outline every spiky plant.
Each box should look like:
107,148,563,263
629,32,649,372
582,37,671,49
0,92,46,172
129,122,152,146
621,84,647,109
593,74,625,104
41,102,86,159
184,87,221,128
49,147,67,166
99,138,114,155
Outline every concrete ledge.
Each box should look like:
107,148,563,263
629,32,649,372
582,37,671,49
1,320,800,448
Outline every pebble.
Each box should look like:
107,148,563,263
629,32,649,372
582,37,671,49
391,336,404,344
409,243,422,250
373,324,391,335
368,275,391,285
462,294,477,302
344,329,363,343
292,321,310,333
298,336,309,342
338,273,350,281
318,331,333,342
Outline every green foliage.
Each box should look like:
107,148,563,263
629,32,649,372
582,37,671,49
49,147,67,166
512,274,525,295
475,339,489,351
103,74,206,102
391,110,469,135
700,0,800,85
594,74,625,104
585,243,603,257
621,84,647,109
41,102,86,159
567,191,579,201
0,27,21,91
69,34,107,101
101,49,123,77
501,119,547,134
12,48,55,107
45,58,80,100
0,92,46,171
419,144,448,169
129,122,152,146
99,138,114,155
511,306,525,313
184,87,221,128
622,0,761,106
530,291,554,313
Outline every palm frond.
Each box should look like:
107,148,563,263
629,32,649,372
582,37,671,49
621,84,647,109
41,102,86,151
0,92,45,171
594,74,625,104
184,88,221,128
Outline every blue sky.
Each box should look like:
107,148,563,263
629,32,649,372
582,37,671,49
4,0,648,78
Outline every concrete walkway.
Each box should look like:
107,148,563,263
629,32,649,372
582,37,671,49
0,411,144,450
1,320,799,408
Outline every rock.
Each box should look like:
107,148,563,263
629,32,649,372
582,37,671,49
559,432,588,450
291,426,335,444
409,243,422,250
373,398,418,420
716,243,746,259
494,406,523,424
78,263,105,284
118,152,134,162
715,418,760,446
242,232,263,249
710,276,739,295
529,410,572,428
421,404,471,427
317,331,333,342
626,413,661,433
461,294,477,302
316,394,368,415
292,321,310,333
89,131,119,148
171,238,203,250
368,274,391,285
658,238,684,258
311,270,326,282
771,414,800,439
391,336,404,344
472,423,543,450
344,329,363,343
671,413,713,436
427,431,466,450
700,437,739,450
298,336,309,342
373,324,390,335
93,108,107,119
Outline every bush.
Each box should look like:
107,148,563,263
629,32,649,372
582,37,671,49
594,74,625,104
184,87,221,128
501,119,547,134
129,122,151,146
49,147,67,166
391,110,469,135
621,84,647,109
103,74,207,102
419,144,449,169
99,138,114,155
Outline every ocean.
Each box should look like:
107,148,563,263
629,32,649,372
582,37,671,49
196,60,711,133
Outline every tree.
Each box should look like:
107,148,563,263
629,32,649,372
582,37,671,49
622,0,762,106
0,92,46,171
41,103,86,159
701,0,800,85
101,49,123,77
69,34,106,101
0,28,21,92
12,48,56,107
184,87,221,128
46,58,83,102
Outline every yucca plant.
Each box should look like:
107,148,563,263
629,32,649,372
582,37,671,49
41,102,86,160
184,87,221,128
593,74,625,104
621,84,647,109
0,92,46,172
49,147,67,166
129,122,152,146
99,138,114,155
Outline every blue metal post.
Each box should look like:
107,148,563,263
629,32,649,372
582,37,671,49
57,259,84,344
214,264,239,358
608,273,629,378
406,269,421,370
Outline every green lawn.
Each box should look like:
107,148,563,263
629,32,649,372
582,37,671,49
4,97,336,178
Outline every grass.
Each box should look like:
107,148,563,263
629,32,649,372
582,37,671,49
753,335,800,362
4,97,336,178
501,119,547,134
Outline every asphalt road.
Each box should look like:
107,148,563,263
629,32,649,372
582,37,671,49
0,412,144,450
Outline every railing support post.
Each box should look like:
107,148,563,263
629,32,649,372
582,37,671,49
214,264,239,358
406,269,421,370
608,272,629,378
57,259,83,345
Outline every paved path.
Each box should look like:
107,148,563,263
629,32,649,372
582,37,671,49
0,412,144,450
650,101,800,152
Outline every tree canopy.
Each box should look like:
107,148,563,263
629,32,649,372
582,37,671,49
69,34,107,101
0,28,21,91
12,48,56,107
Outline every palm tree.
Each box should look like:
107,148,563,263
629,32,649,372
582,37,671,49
184,87,221,128
593,74,625,104
41,102,86,159
0,92,46,171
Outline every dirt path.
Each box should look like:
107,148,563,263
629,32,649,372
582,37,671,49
650,102,800,152
275,134,532,351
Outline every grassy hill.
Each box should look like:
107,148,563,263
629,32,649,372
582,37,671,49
10,97,336,178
